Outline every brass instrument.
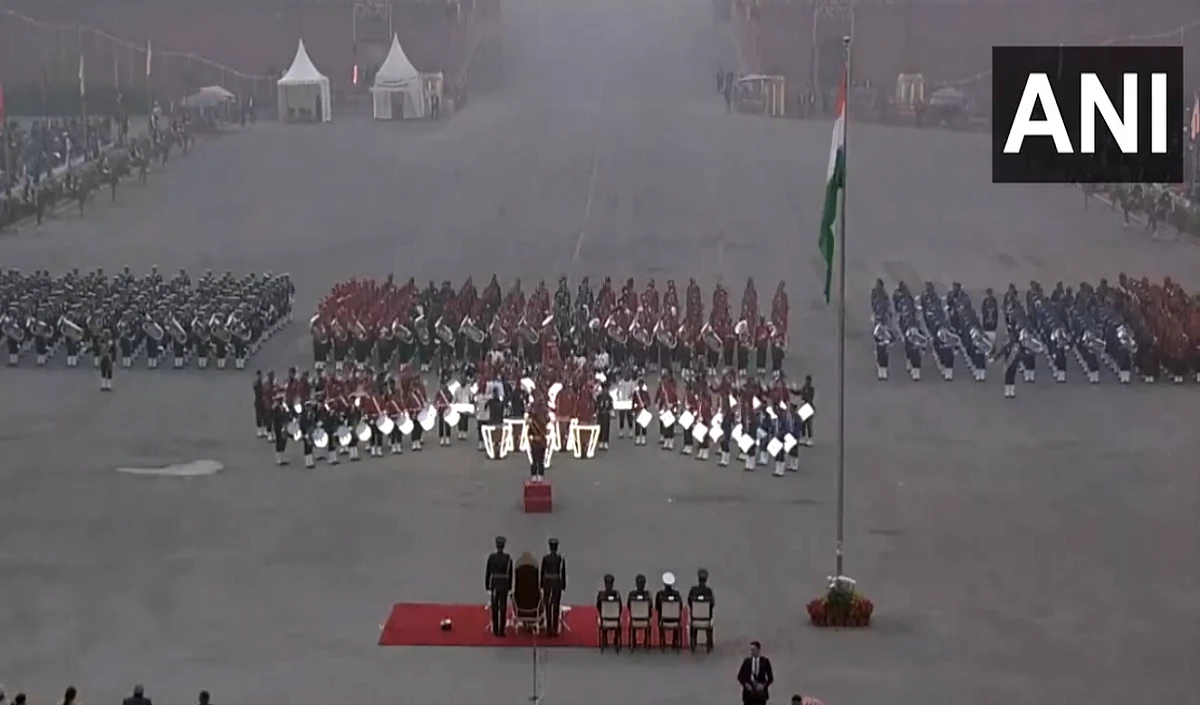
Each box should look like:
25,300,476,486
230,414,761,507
768,321,787,351
331,318,347,340
936,327,962,348
603,313,627,346
872,322,895,346
653,319,677,350
352,319,368,341
60,316,84,342
414,313,431,345
628,316,648,347
392,318,415,344
700,322,722,353
309,313,327,340
1018,328,1046,355
2,315,25,343
904,326,928,349
31,317,51,338
490,315,511,348
168,316,188,345
193,315,210,341
210,313,231,343
143,316,165,342
460,315,486,345
516,315,539,345
434,316,455,346
1081,329,1105,353
226,312,249,341
969,327,993,356
1116,324,1137,353
734,318,751,346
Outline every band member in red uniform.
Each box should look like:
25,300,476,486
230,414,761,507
691,381,712,461
386,388,405,455
527,397,550,480
262,371,278,442
712,284,734,370
435,371,454,446
655,369,679,450
771,281,789,376
754,315,771,377
365,390,386,457
680,375,699,456
406,370,428,451
632,374,651,446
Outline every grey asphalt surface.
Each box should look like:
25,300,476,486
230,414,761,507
1,0,1198,702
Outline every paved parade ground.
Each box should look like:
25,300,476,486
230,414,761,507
0,0,1198,702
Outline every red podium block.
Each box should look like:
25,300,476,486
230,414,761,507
523,480,552,513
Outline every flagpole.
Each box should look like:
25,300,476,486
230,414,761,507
80,55,88,163
834,33,851,579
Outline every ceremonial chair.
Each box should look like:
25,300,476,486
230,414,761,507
688,599,714,653
510,554,546,633
627,595,653,651
502,418,526,455
657,596,684,652
598,597,623,653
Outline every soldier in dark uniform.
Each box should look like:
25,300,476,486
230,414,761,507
797,375,815,446
195,325,210,369
322,399,342,465
686,568,714,607
300,401,317,468
120,322,138,368
485,536,514,637
172,323,189,369
332,328,350,372
97,329,115,391
596,385,613,451
628,573,652,609
232,328,249,370
271,397,290,465
213,329,229,370
993,337,1021,399
596,573,622,610
540,538,567,636
653,573,682,639
981,288,999,348
64,316,82,367
253,371,268,438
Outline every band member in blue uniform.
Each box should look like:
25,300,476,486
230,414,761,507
97,330,116,391
981,288,998,347
797,375,815,446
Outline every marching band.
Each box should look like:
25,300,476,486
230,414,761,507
307,276,791,381
251,357,817,477
0,268,294,374
871,275,1200,393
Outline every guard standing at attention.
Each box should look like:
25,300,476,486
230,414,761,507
97,329,116,391
540,538,567,636
485,536,514,637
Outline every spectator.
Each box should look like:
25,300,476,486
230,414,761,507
123,684,152,705
61,686,79,705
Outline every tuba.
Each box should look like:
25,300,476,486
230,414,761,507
969,327,993,356
459,315,486,345
352,319,368,341
904,326,928,349
392,318,414,344
872,322,895,346
143,315,165,342
629,317,651,347
434,316,455,346
1018,328,1046,355
734,318,751,346
414,312,431,346
59,316,84,342
169,316,188,345
605,313,628,346
653,319,677,350
936,327,962,348
1116,324,1137,353
700,322,722,353
517,315,539,345
1081,329,1104,353
490,315,511,348
193,315,210,341
309,314,327,341
210,313,230,343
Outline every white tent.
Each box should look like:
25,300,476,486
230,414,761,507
277,39,332,123
371,34,426,120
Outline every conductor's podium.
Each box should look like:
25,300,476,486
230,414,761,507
523,480,552,513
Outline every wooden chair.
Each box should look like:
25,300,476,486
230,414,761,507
689,598,714,652
658,597,683,652
598,597,622,652
627,596,652,651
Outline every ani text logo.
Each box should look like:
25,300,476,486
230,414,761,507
992,46,1183,184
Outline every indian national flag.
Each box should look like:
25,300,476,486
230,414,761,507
818,72,847,304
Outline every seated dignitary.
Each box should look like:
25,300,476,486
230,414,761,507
654,571,685,651
627,573,654,650
596,573,623,651
687,567,715,652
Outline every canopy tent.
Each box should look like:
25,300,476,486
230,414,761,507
371,34,426,120
184,85,236,109
277,39,332,123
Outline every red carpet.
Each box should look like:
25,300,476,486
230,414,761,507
379,602,690,648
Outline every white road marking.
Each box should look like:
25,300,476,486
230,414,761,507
116,460,224,477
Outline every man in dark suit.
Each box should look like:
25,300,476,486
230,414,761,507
737,641,774,705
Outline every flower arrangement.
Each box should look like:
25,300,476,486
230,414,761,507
807,575,873,628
